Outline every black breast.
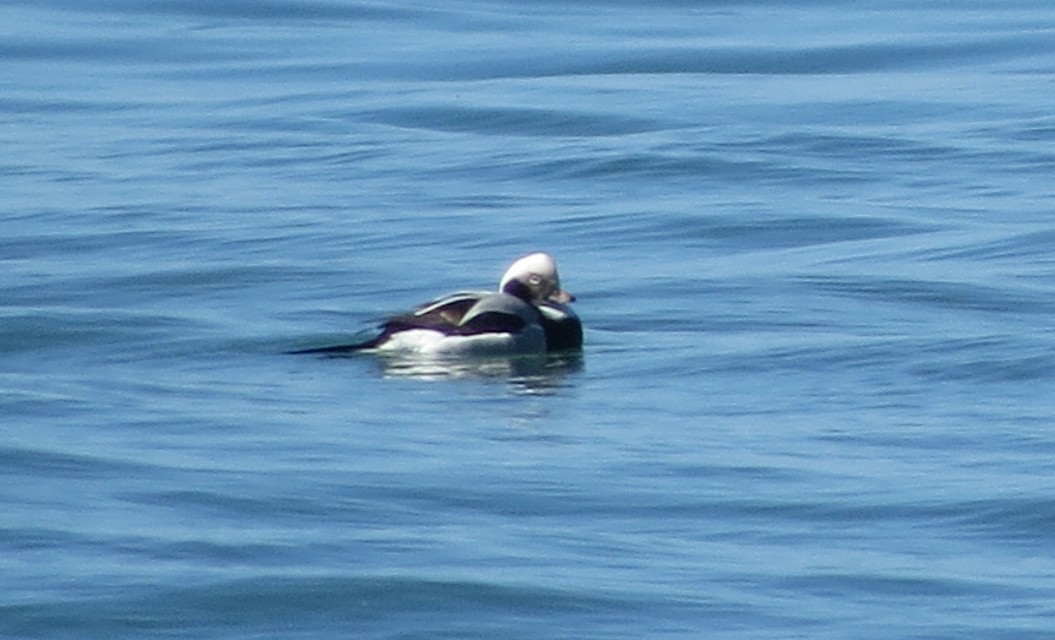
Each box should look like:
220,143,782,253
540,313,583,351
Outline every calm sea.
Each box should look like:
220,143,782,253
4,1,1055,638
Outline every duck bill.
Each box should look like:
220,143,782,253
550,289,576,304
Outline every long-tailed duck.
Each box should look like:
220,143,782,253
293,252,582,356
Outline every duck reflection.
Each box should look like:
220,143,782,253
371,351,583,392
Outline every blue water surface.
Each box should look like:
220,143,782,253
4,1,1055,638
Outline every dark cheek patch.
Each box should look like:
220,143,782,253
501,278,534,302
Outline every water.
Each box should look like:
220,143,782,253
4,0,1055,637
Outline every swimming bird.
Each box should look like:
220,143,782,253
292,252,582,356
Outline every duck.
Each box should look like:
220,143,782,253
292,252,582,356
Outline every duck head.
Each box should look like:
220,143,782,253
499,252,575,304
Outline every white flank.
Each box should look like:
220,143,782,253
375,325,545,356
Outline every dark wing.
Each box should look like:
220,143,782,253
388,292,532,336
408,292,482,326
456,311,527,335
288,292,485,355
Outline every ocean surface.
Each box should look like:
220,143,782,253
4,1,1055,637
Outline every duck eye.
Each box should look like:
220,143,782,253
528,275,542,286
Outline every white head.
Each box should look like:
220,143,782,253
499,252,575,304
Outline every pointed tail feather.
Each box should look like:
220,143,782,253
287,335,382,355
